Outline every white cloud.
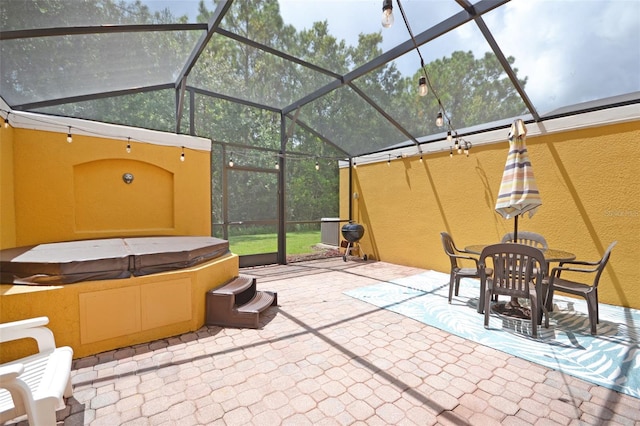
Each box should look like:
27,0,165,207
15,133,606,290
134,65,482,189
485,0,640,113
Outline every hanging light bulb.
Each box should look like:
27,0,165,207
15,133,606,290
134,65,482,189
353,160,357,169
435,112,444,127
66,126,73,143
464,142,470,157
449,147,453,158
381,0,394,28
418,76,428,97
228,157,234,167
387,154,391,165
3,114,8,128
454,139,459,151
180,147,185,162
126,137,131,154
457,142,462,155
275,161,279,170
315,161,320,171
447,130,452,142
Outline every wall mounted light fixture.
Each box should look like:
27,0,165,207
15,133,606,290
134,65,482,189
122,173,134,184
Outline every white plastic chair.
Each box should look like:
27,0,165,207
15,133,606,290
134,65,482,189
0,317,74,426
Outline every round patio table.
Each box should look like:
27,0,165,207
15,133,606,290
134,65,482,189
464,245,575,263
464,244,576,314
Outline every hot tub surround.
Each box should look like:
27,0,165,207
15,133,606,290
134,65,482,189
1,252,239,361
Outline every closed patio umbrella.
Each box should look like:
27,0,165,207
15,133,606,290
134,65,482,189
495,119,541,241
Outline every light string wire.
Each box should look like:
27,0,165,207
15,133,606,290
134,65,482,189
1,108,153,145
2,107,454,165
226,148,345,167
395,0,472,155
1,107,347,167
0,107,196,158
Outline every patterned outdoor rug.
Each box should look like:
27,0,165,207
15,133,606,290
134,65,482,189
344,270,639,399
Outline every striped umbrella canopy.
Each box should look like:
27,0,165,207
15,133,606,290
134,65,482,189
495,119,542,240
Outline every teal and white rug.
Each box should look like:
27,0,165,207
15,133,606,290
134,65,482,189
344,270,639,399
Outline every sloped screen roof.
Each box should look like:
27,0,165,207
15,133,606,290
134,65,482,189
1,0,639,157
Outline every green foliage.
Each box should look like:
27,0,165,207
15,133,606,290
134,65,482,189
229,230,321,255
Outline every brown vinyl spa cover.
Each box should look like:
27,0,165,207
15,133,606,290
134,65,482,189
0,236,229,285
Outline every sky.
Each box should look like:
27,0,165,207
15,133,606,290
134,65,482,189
144,0,640,115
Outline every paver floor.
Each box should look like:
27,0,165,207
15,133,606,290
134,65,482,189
5,258,638,425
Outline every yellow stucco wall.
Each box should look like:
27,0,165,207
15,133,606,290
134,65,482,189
341,121,640,309
0,123,16,248
2,126,211,247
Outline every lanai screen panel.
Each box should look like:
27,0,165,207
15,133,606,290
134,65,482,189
353,19,529,142
0,31,199,107
483,0,640,116
1,0,207,29
35,90,181,133
218,0,464,77
189,32,338,110
194,95,281,152
1,0,639,158
294,84,415,157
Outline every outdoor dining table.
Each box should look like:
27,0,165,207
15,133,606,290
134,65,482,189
464,244,576,314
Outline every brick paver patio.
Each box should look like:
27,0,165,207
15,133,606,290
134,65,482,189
5,258,638,425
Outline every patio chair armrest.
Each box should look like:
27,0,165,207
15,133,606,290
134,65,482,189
558,259,599,267
551,265,598,278
0,317,56,352
453,254,480,267
0,363,25,382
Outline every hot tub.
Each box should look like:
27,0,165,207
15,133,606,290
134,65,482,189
0,236,238,359
1,236,229,285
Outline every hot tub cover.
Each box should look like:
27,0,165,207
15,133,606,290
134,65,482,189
0,236,230,285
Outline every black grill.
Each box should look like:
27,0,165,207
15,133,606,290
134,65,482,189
341,223,367,262
341,223,364,243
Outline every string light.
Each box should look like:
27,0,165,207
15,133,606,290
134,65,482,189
418,76,428,97
3,114,8,128
447,130,452,143
275,161,279,170
126,137,131,153
387,154,391,165
464,141,471,157
381,0,394,28
315,161,320,171
228,155,234,167
449,147,453,158
180,147,185,162
435,112,444,127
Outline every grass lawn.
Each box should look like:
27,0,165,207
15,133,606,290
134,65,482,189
229,230,321,256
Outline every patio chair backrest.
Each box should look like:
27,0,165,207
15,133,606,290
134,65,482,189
590,241,618,288
501,231,548,250
440,232,460,268
480,243,547,299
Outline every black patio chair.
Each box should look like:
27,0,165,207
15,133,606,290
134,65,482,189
440,232,492,305
546,241,617,335
479,243,548,338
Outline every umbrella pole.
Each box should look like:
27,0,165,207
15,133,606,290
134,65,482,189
514,215,518,242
